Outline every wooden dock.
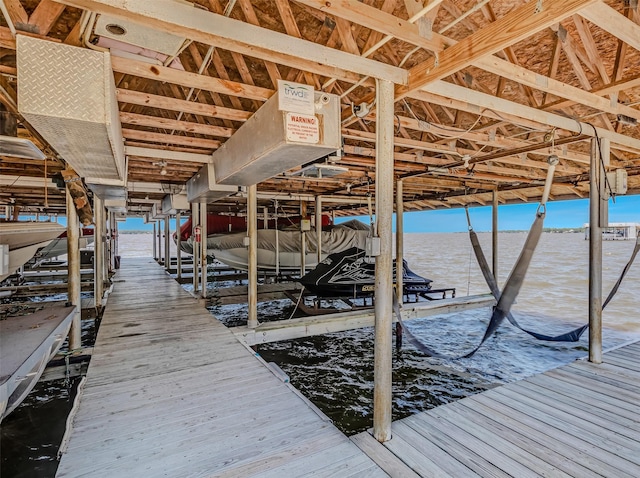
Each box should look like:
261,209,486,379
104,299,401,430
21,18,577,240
56,257,385,477
352,340,640,477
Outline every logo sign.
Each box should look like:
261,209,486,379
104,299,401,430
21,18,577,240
285,113,319,143
277,79,315,115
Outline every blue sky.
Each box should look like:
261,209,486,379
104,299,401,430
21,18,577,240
117,195,639,232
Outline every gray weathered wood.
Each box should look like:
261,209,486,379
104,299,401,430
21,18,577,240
56,257,383,478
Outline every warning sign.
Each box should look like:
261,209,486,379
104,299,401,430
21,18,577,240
285,112,320,143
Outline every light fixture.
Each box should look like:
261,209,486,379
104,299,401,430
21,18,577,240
154,160,168,176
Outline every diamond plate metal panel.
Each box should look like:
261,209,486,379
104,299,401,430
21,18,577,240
17,36,125,182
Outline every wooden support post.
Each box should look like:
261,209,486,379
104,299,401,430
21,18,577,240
274,200,280,277
395,179,403,305
315,196,322,263
492,190,499,283
94,196,104,311
248,184,258,329
200,203,208,298
176,211,182,280
66,187,82,351
263,207,268,229
164,216,170,271
589,138,604,364
373,78,394,443
152,222,157,260
192,202,199,294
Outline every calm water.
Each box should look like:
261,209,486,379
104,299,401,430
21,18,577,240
2,231,639,475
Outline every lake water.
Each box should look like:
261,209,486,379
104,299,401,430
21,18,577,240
2,231,639,475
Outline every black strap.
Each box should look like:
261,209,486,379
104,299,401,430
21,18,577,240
603,235,640,309
393,212,546,359
466,210,588,343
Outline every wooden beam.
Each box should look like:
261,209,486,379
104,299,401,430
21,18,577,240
580,2,640,53
111,56,273,102
116,89,252,122
232,294,495,345
3,0,28,26
473,56,640,122
399,0,597,96
122,129,221,150
293,0,447,53
124,146,211,164
423,80,640,151
58,0,407,84
296,2,637,129
28,0,66,35
120,112,235,138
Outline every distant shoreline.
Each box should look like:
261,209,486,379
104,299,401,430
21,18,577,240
117,228,585,234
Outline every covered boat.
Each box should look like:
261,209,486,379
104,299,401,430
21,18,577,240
186,220,370,272
300,247,453,300
175,213,333,255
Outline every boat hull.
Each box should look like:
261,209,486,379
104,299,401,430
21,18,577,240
0,305,75,421
0,222,66,281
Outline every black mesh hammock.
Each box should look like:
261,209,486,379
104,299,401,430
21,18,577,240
395,158,640,359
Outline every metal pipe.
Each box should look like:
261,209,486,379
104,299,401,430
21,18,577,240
66,188,82,350
176,211,182,280
152,222,157,260
192,203,199,294
395,180,403,305
247,184,258,329
164,216,170,271
200,204,208,298
589,138,603,363
274,200,280,277
94,196,105,312
156,220,162,264
373,78,394,443
300,201,306,276
315,196,322,263
492,190,499,282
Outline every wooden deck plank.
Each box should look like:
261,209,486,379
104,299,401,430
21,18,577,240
456,399,604,478
402,414,513,477
431,403,573,477
350,431,422,478
507,380,640,437
56,257,381,478
386,422,478,477
354,341,640,478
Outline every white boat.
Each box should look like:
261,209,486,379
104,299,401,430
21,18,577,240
0,222,66,282
186,221,371,272
0,304,75,421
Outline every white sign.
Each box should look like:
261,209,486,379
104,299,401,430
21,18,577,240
278,79,315,115
285,112,320,143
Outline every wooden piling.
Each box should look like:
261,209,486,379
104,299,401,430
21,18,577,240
66,187,81,350
373,78,394,443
